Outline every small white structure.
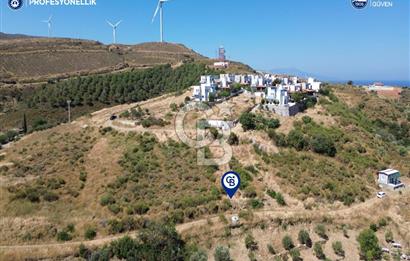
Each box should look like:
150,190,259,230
207,120,235,131
378,169,404,189
231,215,239,226
214,61,229,68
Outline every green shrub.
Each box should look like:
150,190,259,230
0,133,8,144
214,246,231,261
189,249,208,261
100,193,115,206
267,244,275,254
227,132,239,145
276,192,286,206
133,202,150,215
245,234,258,251
66,223,75,233
170,103,178,112
378,218,387,227
282,235,294,250
315,224,328,240
108,204,122,214
290,248,301,261
78,243,91,259
314,242,325,259
298,229,312,247
239,112,256,131
332,241,344,257
268,130,287,147
302,116,313,124
43,191,59,202
357,229,381,261
287,130,308,151
385,229,393,243
310,135,337,157
85,228,97,240
209,127,219,139
79,171,87,182
249,198,264,209
266,189,276,199
57,231,72,241
369,223,378,232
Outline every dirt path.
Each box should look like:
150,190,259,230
1,188,408,260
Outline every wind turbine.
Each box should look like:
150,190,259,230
42,15,53,37
152,0,170,43
106,20,122,44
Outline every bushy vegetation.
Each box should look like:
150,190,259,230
214,246,231,261
298,229,312,247
265,150,370,204
313,242,325,259
227,132,239,145
102,132,222,221
357,229,381,261
229,157,256,189
282,235,294,250
28,63,215,108
315,224,328,240
332,241,345,257
84,222,185,261
245,233,258,250
239,112,280,131
84,227,97,240
1,63,216,133
269,117,339,157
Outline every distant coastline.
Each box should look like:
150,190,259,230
329,80,410,88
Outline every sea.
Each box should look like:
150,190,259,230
330,80,410,88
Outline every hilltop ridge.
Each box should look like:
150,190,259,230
0,34,209,83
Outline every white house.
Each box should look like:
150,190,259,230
307,77,321,92
378,169,404,189
193,76,217,102
214,61,229,68
266,86,289,105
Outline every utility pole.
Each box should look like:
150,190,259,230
67,100,71,123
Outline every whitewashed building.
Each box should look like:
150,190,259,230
266,86,289,105
193,76,217,102
307,77,321,92
378,169,404,189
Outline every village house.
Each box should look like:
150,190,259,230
378,169,405,189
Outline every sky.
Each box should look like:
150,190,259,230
1,0,409,82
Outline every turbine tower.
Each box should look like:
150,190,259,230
152,0,170,43
42,15,53,37
107,20,122,44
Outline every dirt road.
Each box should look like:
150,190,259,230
1,188,408,260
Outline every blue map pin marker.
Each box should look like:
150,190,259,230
221,171,241,198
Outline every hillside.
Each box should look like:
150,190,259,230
0,84,409,260
0,35,209,83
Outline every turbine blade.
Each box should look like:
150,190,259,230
106,20,114,27
152,1,161,23
115,20,122,27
